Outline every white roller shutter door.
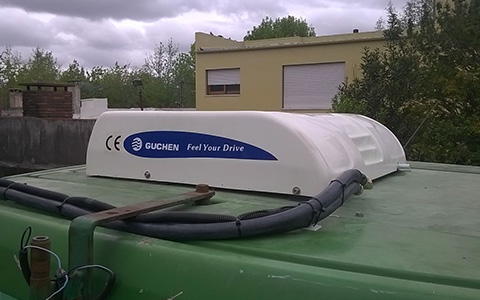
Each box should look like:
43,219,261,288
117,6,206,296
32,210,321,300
283,63,345,109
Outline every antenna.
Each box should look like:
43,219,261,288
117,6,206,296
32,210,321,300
404,101,439,149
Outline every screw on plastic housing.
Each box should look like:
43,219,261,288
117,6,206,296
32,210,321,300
292,187,301,195
144,171,151,179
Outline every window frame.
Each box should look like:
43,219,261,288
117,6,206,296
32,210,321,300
206,68,241,96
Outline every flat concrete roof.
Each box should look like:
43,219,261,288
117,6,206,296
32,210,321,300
196,31,385,53
19,82,75,88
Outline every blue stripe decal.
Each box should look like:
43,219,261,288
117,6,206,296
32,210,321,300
123,131,277,160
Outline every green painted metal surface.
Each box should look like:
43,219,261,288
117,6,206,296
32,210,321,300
67,188,214,299
1,163,480,299
0,292,18,300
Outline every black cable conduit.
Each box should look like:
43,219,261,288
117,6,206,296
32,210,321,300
0,169,367,240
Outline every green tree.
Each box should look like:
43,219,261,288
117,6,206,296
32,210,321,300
172,43,196,107
244,16,315,40
334,4,422,137
142,39,195,108
82,65,107,99
60,59,93,102
17,47,60,83
412,0,480,164
0,39,196,110
60,59,87,82
0,46,23,107
131,69,168,108
333,0,480,165
95,62,137,108
144,38,179,82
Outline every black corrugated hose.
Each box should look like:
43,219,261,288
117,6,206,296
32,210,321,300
0,169,368,240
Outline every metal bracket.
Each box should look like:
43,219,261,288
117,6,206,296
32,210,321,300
67,184,214,299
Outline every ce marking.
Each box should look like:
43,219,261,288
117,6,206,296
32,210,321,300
106,135,121,151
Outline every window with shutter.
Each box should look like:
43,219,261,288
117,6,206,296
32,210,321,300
207,68,240,95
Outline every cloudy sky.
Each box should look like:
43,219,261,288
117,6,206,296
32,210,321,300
0,0,409,69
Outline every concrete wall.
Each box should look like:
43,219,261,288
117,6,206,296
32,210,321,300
9,90,22,108
68,84,81,115
0,117,95,171
195,31,385,111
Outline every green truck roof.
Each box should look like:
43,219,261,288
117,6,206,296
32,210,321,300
1,162,479,299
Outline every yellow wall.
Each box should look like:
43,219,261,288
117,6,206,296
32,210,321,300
195,32,385,111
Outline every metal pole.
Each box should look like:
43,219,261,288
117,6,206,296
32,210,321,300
404,102,438,149
30,236,51,300
139,89,144,111
179,81,183,108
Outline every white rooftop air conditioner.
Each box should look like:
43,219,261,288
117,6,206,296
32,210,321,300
86,111,406,196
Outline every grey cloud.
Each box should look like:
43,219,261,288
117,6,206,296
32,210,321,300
0,7,150,68
0,0,286,22
0,8,55,47
52,17,146,51
307,0,405,10
311,8,386,35
59,46,136,67
49,17,151,67
0,0,204,21
0,0,410,69
211,0,286,19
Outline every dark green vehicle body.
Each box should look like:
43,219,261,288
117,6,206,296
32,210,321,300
1,162,479,299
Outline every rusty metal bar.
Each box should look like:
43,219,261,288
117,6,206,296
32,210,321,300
67,185,214,299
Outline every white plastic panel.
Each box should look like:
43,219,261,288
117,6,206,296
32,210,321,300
86,111,406,196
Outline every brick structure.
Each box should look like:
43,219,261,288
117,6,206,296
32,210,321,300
20,83,75,118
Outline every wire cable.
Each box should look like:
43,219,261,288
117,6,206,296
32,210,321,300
23,245,62,270
68,264,115,276
68,264,116,300
45,275,69,300
20,226,32,250
21,245,68,300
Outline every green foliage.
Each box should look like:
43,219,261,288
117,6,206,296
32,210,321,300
0,37,196,110
142,39,195,107
91,62,137,108
1,46,61,107
60,60,87,83
144,39,179,82
174,50,196,107
0,46,23,106
80,65,106,99
17,47,60,83
244,15,315,41
333,0,480,165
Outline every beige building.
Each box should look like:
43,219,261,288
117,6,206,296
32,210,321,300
195,31,385,111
